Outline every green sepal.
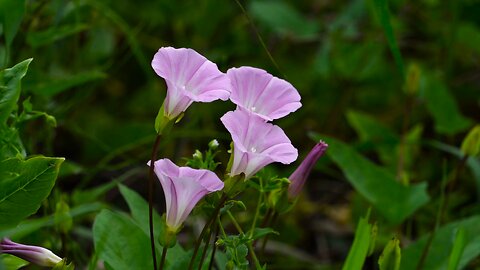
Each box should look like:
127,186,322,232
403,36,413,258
223,175,246,198
52,259,75,270
461,125,480,157
267,189,294,214
378,237,401,270
158,214,177,248
154,102,174,135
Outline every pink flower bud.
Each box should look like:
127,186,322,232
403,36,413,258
0,238,62,267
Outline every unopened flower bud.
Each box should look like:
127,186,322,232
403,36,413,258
287,141,328,200
208,139,219,150
0,238,62,267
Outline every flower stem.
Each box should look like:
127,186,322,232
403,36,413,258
148,134,162,270
198,220,218,270
159,246,168,270
188,194,228,270
208,222,220,270
227,210,262,270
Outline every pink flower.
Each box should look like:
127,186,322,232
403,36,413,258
150,158,224,231
0,238,62,267
221,109,298,179
287,141,328,200
227,66,301,121
151,47,231,119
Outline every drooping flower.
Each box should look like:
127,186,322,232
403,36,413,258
227,66,301,121
221,109,298,179
151,47,231,119
287,141,328,200
0,238,62,267
149,158,224,232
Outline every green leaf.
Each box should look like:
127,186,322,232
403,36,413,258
0,0,25,58
311,134,429,223
117,185,186,263
447,228,466,270
401,216,480,270
371,0,405,77
30,70,106,96
421,74,472,135
0,58,32,126
249,227,279,241
93,209,154,270
0,156,64,230
249,1,319,40
0,254,29,270
342,213,372,270
26,24,89,47
378,238,401,270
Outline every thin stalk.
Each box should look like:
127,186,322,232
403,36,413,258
227,210,262,269
253,208,273,247
261,211,279,255
208,222,220,270
188,194,228,270
416,156,468,270
148,134,162,270
198,220,219,270
249,187,264,238
159,246,168,270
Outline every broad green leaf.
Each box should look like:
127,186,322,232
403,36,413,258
0,0,25,59
378,238,401,270
311,134,429,223
0,202,102,239
342,213,372,270
401,216,480,270
0,254,28,270
117,185,186,262
0,59,32,126
371,0,405,77
249,1,319,40
0,126,25,160
421,74,472,135
26,24,89,47
0,156,64,230
93,209,154,270
30,70,106,96
346,110,399,166
447,228,466,270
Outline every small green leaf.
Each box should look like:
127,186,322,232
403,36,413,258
0,156,64,230
342,212,372,270
447,228,467,270
0,58,32,126
249,227,279,241
378,238,401,270
0,254,29,270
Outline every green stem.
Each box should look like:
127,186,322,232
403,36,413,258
249,185,264,238
227,210,262,270
188,194,228,270
261,211,278,255
207,221,220,270
198,220,219,270
148,134,162,270
159,246,168,270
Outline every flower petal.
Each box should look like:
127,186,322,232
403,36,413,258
151,47,231,118
227,66,301,121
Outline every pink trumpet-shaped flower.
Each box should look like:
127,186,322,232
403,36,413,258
152,47,231,119
227,66,301,121
221,109,298,179
287,141,328,200
0,238,62,267
150,158,224,231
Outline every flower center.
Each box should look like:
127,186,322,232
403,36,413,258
250,147,257,153
250,106,256,112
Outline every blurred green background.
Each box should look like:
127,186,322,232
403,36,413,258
1,0,479,268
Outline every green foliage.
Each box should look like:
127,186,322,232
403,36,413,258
0,156,64,230
342,212,374,270
401,216,480,270
461,125,480,157
378,238,401,270
0,254,28,270
217,234,250,270
0,0,25,63
447,228,466,270
312,134,429,224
